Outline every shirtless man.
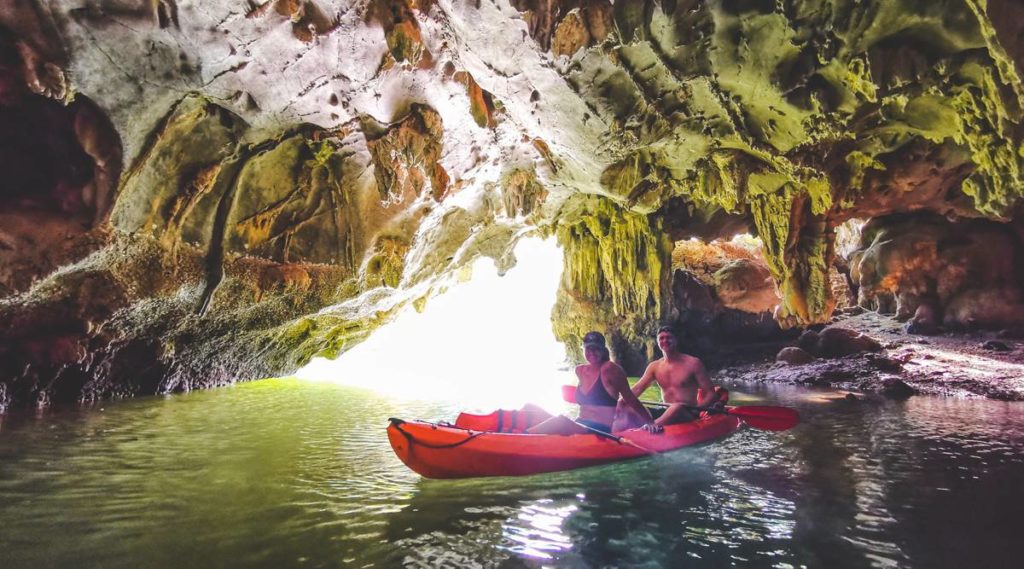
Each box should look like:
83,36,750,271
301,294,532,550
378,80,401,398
622,326,717,432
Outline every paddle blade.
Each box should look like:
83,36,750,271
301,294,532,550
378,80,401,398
728,405,800,431
561,384,577,404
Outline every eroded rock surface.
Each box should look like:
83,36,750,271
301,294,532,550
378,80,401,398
2,0,1024,409
658,238,791,363
850,212,1024,330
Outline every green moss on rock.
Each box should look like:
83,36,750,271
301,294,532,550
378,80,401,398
567,0,1024,325
111,94,246,237
552,196,671,363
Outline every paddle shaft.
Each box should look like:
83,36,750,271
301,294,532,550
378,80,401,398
646,401,798,430
560,385,799,431
640,399,707,411
572,420,655,453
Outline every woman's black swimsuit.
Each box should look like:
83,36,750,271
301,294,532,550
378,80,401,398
575,370,616,433
575,370,617,407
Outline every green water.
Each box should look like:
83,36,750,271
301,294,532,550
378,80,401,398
1,379,1022,568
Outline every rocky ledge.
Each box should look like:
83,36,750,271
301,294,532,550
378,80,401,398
713,311,1024,401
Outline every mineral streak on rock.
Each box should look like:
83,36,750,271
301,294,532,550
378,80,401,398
453,70,498,129
501,167,547,219
363,104,449,203
2,0,1024,409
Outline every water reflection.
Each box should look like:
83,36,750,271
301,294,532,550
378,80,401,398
502,498,577,560
1,380,1022,568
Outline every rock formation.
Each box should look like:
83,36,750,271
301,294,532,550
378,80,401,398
849,212,1024,330
2,0,1024,410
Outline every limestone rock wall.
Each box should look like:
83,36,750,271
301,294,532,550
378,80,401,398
667,238,789,357
850,212,1024,331
551,195,671,373
2,0,1024,409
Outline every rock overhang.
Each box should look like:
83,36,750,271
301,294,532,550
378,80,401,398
2,0,1024,409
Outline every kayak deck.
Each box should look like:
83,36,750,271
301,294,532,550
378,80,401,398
387,412,742,479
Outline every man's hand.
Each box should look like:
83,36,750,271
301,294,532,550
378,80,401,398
642,422,664,434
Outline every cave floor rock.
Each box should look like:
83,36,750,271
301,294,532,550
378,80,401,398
710,312,1024,401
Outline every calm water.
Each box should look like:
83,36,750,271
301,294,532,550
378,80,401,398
1,379,1022,568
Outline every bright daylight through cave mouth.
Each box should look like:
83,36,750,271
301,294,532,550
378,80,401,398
297,237,573,410
3,1,1024,567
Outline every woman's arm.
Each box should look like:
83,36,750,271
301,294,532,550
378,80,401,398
605,364,655,425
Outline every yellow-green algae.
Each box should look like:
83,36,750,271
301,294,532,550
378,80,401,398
362,237,408,289
552,195,671,359
564,0,1024,329
502,168,548,219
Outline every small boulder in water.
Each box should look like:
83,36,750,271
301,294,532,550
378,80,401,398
981,340,1011,352
815,326,882,358
881,378,916,399
797,329,819,352
776,346,814,365
905,303,940,335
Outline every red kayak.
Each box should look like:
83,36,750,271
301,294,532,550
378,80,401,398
386,410,743,479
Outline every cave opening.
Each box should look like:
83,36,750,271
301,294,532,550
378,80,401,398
666,231,803,363
296,236,572,410
0,33,123,296
0,36,121,224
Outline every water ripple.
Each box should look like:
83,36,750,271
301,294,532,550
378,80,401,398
1,380,1023,568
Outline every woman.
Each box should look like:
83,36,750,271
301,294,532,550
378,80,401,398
528,331,658,435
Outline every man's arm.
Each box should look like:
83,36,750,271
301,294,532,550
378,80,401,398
631,362,658,398
653,403,691,426
694,360,717,408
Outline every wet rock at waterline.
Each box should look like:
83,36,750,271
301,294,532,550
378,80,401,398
776,347,814,366
880,378,917,399
4,1,1024,409
982,340,1012,352
721,312,1024,401
797,327,883,359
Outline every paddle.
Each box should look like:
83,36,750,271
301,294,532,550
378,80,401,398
571,420,655,453
561,385,799,432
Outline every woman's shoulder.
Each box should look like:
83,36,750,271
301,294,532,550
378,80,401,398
600,360,626,377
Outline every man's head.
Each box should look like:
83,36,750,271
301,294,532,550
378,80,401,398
656,326,678,354
582,331,610,363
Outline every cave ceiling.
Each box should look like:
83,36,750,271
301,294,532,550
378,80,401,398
2,0,1024,407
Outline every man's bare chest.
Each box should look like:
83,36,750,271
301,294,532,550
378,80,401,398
655,362,695,387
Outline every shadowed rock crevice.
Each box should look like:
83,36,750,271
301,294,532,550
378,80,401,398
849,212,1024,331
0,34,122,298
